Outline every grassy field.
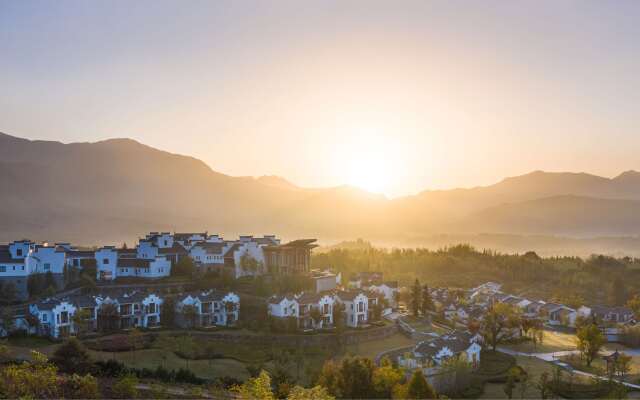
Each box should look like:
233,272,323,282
88,348,251,381
480,354,595,399
502,330,577,353
344,332,416,359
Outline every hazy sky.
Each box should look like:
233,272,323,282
2,1,640,197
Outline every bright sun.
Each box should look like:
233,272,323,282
335,128,398,195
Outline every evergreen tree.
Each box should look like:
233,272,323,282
411,278,421,317
421,283,434,315
407,370,436,399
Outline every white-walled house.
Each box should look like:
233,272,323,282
189,242,229,272
29,299,77,338
268,295,300,320
369,281,399,308
400,331,482,370
25,245,66,275
296,292,335,329
176,290,240,327
337,290,369,328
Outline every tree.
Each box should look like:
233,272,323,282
421,284,434,315
616,352,632,379
407,370,436,399
160,297,176,328
97,302,120,332
64,373,100,399
287,385,335,400
576,323,605,366
536,372,552,399
411,279,421,317
0,307,15,335
182,304,199,328
481,303,521,350
172,256,196,277
627,294,640,319
333,302,345,329
338,357,376,399
503,368,518,399
372,358,403,398
531,325,544,350
610,277,628,306
0,351,59,399
51,337,94,374
317,360,342,397
111,374,138,399
310,307,323,328
72,308,91,338
232,370,275,400
240,254,262,275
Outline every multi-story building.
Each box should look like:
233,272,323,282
175,290,240,327
263,239,317,275
336,290,370,328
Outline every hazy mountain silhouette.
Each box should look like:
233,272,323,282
2,131,640,247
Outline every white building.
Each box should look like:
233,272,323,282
369,281,399,308
176,290,240,327
29,299,78,338
336,290,369,328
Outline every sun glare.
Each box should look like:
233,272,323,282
335,127,399,195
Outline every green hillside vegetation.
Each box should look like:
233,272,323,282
313,243,640,306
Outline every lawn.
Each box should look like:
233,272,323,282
480,354,595,399
560,351,640,384
87,348,251,381
344,332,416,359
502,330,577,353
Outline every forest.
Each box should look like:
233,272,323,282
312,241,640,307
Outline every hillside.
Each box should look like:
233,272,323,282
2,131,640,249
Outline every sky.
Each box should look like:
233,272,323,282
2,0,640,197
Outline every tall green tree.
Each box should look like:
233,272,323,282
481,303,521,350
407,370,436,399
576,323,605,366
411,279,421,317
421,284,434,315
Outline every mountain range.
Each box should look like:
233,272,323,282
2,131,640,253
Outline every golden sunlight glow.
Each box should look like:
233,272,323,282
334,126,401,195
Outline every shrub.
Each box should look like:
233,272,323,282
111,374,139,399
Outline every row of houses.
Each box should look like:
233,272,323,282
14,289,240,338
0,232,318,282
439,282,636,328
268,289,392,329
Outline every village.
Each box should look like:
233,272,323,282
1,232,640,398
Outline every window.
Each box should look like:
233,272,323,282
103,258,109,265
0,266,5,273
21,265,24,271
42,314,48,322
44,263,51,271
16,249,22,256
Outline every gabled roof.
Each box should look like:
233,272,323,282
191,242,225,255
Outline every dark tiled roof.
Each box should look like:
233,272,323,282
0,250,23,264
192,242,226,255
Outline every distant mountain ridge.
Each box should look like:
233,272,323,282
1,131,640,247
